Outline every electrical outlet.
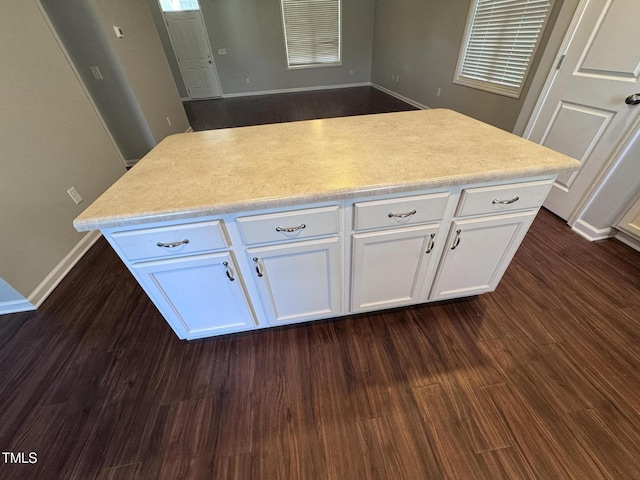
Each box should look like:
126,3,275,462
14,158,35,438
246,77,251,84
67,187,83,205
437,88,441,97
395,75,400,83
217,48,227,55
113,25,124,38
166,116,172,126
349,69,354,75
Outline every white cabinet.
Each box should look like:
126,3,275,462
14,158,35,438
430,210,537,301
351,224,440,312
247,237,342,325
133,252,256,339
616,195,640,251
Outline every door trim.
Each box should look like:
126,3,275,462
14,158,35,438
523,0,640,225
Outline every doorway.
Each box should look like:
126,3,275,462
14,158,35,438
159,0,222,99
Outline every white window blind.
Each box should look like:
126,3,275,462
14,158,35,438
280,0,341,69
454,0,552,98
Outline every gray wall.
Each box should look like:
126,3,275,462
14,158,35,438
41,0,190,162
371,0,565,132
148,0,376,96
0,1,125,297
41,0,156,161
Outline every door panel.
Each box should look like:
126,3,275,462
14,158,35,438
526,0,640,221
164,11,221,99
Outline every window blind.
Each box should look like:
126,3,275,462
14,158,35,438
281,0,341,68
455,0,552,98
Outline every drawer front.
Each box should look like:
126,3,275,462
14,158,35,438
456,180,553,217
110,220,228,262
354,193,449,231
237,206,339,245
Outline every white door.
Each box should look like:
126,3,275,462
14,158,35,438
164,11,222,99
134,252,255,339
430,211,537,301
525,0,640,221
248,238,342,325
351,224,440,313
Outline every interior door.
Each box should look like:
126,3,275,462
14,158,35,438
525,0,640,221
164,11,221,99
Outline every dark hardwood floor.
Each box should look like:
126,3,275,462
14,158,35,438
183,86,417,131
2,89,640,479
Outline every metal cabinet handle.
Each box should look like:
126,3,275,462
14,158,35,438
222,261,235,281
275,224,306,233
492,196,520,205
253,257,263,277
625,93,640,105
426,233,436,254
388,209,417,218
157,239,190,248
451,229,462,250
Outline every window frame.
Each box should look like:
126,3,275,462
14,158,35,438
453,0,554,99
280,0,342,70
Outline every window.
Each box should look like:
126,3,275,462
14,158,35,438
280,0,341,69
454,0,552,98
159,0,199,13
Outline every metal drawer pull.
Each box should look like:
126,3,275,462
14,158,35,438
157,239,190,248
451,229,462,250
492,196,520,205
275,224,306,233
388,209,417,218
426,233,436,254
253,257,263,277
222,261,235,281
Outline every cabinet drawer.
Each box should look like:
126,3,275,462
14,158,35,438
354,193,449,231
456,180,553,217
237,205,339,245
110,220,228,262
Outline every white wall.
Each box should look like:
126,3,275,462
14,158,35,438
0,1,125,301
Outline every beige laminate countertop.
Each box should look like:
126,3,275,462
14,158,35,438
74,109,579,231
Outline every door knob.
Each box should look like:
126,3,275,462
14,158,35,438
625,93,640,105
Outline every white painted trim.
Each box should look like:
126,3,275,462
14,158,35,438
614,230,640,253
571,219,614,242
221,82,371,98
370,84,430,110
0,299,36,315
185,126,193,133
124,158,140,168
27,231,102,308
180,96,191,102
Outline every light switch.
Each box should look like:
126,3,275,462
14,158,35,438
113,25,124,38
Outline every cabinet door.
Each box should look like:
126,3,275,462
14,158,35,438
248,237,342,325
351,224,440,313
133,252,256,339
430,210,537,301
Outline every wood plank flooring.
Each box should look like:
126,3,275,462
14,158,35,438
2,89,640,479
2,211,639,480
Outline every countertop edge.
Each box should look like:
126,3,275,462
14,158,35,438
73,165,574,232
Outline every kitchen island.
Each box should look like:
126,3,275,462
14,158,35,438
75,109,579,339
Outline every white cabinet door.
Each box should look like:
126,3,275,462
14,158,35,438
430,210,538,301
248,237,342,325
351,224,440,313
133,252,256,339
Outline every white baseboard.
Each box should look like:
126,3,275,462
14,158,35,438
571,219,615,242
27,231,102,309
124,158,140,168
221,82,371,98
615,230,640,252
370,84,430,110
0,299,36,315
185,126,193,133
